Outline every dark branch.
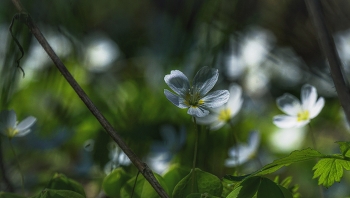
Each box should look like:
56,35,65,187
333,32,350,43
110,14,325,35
305,0,350,124
9,0,169,197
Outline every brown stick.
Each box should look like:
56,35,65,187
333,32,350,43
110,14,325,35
305,0,350,124
10,1,169,197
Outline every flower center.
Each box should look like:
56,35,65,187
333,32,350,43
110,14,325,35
186,88,204,107
218,108,231,121
6,127,18,138
297,110,310,122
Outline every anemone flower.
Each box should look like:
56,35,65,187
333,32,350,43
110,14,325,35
197,84,243,130
0,110,36,139
225,131,260,167
164,66,229,117
273,84,325,128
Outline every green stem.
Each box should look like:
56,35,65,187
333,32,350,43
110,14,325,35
8,139,25,194
229,121,240,175
191,117,200,193
308,123,317,150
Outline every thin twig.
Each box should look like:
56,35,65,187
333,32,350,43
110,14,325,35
9,1,169,197
305,0,350,124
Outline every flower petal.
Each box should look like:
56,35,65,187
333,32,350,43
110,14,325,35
227,84,243,117
192,66,219,97
16,116,36,132
276,94,302,116
164,70,190,97
164,89,188,109
301,84,317,110
209,121,226,131
187,106,209,117
248,131,260,151
309,97,325,119
196,114,217,125
201,90,230,108
273,115,298,128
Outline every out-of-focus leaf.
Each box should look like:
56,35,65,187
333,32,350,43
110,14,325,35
186,193,221,198
46,173,85,197
0,192,25,198
312,157,350,188
102,168,131,198
120,172,169,198
30,189,85,198
163,164,190,195
172,168,222,198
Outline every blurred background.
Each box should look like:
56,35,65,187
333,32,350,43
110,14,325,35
1,0,350,197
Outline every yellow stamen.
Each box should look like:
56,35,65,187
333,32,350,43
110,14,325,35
6,127,18,138
297,110,309,122
218,109,232,121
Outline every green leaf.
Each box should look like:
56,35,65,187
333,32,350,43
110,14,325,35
312,157,350,188
0,192,25,198
30,189,85,198
102,168,132,198
336,141,350,158
226,177,293,198
163,164,190,195
46,173,86,197
252,148,324,177
172,168,223,198
186,193,221,198
120,172,169,198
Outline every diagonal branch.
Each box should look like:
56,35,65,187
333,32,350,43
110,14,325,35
10,1,169,197
305,0,350,124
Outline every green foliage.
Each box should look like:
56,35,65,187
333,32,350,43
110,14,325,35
46,173,85,197
30,189,85,198
226,176,293,198
312,157,350,188
336,141,350,158
163,164,190,195
0,192,25,198
102,168,132,198
172,168,223,198
120,172,169,198
186,193,221,198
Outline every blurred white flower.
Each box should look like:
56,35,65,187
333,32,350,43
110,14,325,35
104,144,131,174
197,84,243,130
0,110,36,139
273,84,325,128
225,131,260,167
164,66,229,117
147,125,186,174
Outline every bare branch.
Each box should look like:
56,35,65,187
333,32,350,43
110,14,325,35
9,0,169,197
305,0,350,124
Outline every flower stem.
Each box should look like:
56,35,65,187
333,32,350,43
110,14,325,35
191,117,200,193
308,123,317,150
8,139,25,194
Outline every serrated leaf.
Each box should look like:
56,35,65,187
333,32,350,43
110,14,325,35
46,173,85,197
120,172,169,198
30,189,85,198
102,168,131,198
163,164,190,195
312,158,350,188
172,168,222,198
252,148,324,177
0,192,25,198
336,141,350,158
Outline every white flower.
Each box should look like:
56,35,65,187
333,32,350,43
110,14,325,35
104,144,131,174
164,66,230,117
225,131,260,167
273,84,325,128
0,110,36,139
197,84,243,130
